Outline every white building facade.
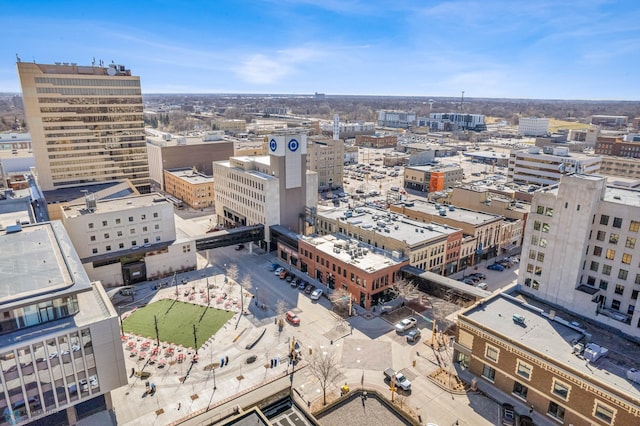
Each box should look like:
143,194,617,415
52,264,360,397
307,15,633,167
60,193,196,287
518,174,640,339
518,117,550,136
507,146,602,186
213,131,318,249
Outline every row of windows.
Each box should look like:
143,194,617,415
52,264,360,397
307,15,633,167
87,213,159,229
38,96,142,105
35,77,140,87
482,346,618,424
36,87,142,96
91,236,160,254
89,223,160,240
40,106,142,114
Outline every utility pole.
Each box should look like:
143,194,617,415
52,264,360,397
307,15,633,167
154,315,160,348
193,324,198,355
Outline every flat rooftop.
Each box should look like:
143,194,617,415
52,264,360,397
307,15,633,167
462,291,640,402
165,168,213,184
301,234,406,273
317,205,459,247
62,193,171,218
395,199,502,226
0,221,92,308
603,185,640,207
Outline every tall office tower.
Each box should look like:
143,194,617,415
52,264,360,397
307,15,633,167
17,61,150,193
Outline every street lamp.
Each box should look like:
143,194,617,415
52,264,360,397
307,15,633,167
255,287,259,306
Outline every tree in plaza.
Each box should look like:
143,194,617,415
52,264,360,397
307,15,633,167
328,287,352,315
307,349,342,406
391,277,421,306
225,264,239,289
235,276,252,329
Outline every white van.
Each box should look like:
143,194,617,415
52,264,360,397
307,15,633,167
476,283,489,290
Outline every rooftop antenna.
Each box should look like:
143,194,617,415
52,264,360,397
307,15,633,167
16,53,21,62
459,91,465,112
92,57,96,66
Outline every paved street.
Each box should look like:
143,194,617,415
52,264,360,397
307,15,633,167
107,242,518,426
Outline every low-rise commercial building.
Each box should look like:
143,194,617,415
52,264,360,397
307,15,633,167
315,205,464,275
404,164,464,193
518,117,550,136
164,168,214,210
355,134,397,149
211,119,247,133
294,233,410,308
455,291,640,426
0,221,127,425
306,136,344,191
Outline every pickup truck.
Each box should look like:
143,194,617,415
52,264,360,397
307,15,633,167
384,368,411,391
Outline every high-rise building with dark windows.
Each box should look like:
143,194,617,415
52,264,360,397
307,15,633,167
17,61,150,193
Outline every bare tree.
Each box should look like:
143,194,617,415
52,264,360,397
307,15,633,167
275,299,288,331
307,350,342,406
392,278,421,305
235,276,253,329
328,288,352,314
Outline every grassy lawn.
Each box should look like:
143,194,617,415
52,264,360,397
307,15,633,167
548,118,592,133
122,299,234,348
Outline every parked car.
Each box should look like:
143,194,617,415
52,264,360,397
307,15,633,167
383,368,411,390
286,311,300,325
119,286,137,296
279,269,288,279
269,263,278,271
298,281,309,290
274,267,284,275
235,244,245,251
406,329,421,343
395,317,417,333
286,274,295,283
463,278,476,285
292,278,301,287
487,263,505,271
476,282,489,290
501,403,515,426
472,272,487,280
310,289,323,300
304,285,316,295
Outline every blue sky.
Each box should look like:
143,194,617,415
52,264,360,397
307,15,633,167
1,0,638,99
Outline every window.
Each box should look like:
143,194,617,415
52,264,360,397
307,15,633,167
594,402,615,424
88,223,94,229
131,240,137,247
527,264,534,273
142,226,148,232
590,261,599,272
154,224,160,230
153,212,158,218
622,253,632,265
533,221,541,231
106,245,111,251
636,274,640,285
611,299,621,310
512,381,528,400
626,237,636,249
531,235,538,246
612,217,623,228
615,284,624,295
141,214,146,220
629,305,635,315
600,215,610,225
90,235,96,242
119,243,124,249
605,249,615,260
536,205,544,215
630,220,640,232
632,290,639,300
482,364,495,382
545,207,554,217
548,401,565,421
602,264,612,275
130,229,135,234
117,231,123,237
539,238,547,248
537,252,545,262
155,236,161,242
587,276,596,286
552,379,570,400
542,223,550,233
516,361,532,380
619,269,628,280
129,216,134,222
596,230,606,241
102,220,107,226
103,233,110,239
115,218,121,224
599,280,608,290
593,246,602,256
529,250,536,260
92,248,98,254
609,233,619,244
485,345,499,362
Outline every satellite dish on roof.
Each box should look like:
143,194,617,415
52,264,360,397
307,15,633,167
107,66,116,76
